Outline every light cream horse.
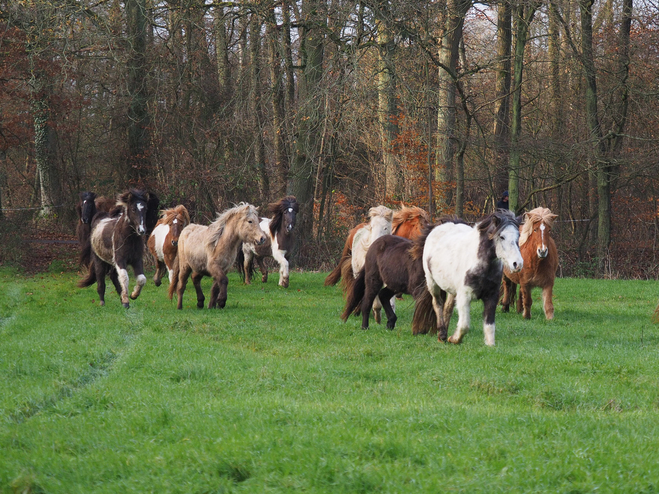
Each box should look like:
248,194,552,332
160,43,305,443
168,203,267,309
347,206,394,322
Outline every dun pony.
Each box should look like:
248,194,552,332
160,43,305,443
168,203,266,310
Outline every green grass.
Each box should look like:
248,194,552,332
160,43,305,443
1,267,659,493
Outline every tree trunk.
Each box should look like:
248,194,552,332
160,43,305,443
548,0,563,218
507,0,539,214
290,0,325,246
493,0,512,197
267,8,289,198
435,0,471,213
377,20,399,201
126,0,150,186
250,13,269,201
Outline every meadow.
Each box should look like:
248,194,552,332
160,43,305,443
1,266,659,493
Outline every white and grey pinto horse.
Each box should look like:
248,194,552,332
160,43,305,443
238,196,299,288
418,210,523,346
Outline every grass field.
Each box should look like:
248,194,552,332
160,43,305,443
1,266,659,493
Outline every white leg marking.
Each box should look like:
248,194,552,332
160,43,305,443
483,322,496,346
117,268,130,304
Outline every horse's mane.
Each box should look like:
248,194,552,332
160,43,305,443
368,205,394,222
519,207,557,246
392,206,430,234
478,210,520,238
267,195,298,237
408,215,465,260
207,202,257,247
116,189,147,210
160,205,191,226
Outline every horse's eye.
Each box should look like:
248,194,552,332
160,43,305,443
501,236,505,241
248,220,253,224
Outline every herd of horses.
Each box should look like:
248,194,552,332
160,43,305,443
76,189,559,345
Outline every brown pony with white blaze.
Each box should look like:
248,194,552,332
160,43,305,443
324,205,431,287
78,189,160,307
501,207,558,320
147,205,191,287
168,203,267,310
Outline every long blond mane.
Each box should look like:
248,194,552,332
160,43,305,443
207,203,258,247
519,207,558,246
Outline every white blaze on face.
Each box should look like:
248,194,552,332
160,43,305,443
137,202,146,233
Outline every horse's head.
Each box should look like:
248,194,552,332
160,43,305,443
240,204,268,245
78,191,97,224
368,205,393,238
269,196,299,236
118,190,149,236
165,205,191,247
520,207,557,260
480,210,523,273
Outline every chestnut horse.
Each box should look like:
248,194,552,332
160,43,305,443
324,205,430,287
418,211,523,345
168,203,267,310
237,196,299,288
502,207,558,320
147,205,191,287
78,190,160,307
341,234,437,334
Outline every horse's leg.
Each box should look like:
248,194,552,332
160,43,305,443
482,294,498,346
520,284,533,319
372,296,382,324
272,249,289,287
214,274,229,309
428,286,447,341
176,265,192,310
378,287,397,330
191,272,205,309
257,257,268,284
95,262,108,306
361,278,383,330
243,250,253,285
501,277,511,312
130,259,147,300
448,291,471,344
515,284,523,314
542,284,554,320
115,262,131,308
109,269,122,297
153,260,166,287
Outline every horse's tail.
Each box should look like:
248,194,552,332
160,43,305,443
77,262,96,288
167,254,179,300
340,259,356,297
412,286,438,336
341,267,366,322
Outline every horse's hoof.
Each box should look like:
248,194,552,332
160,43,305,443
447,335,461,344
374,312,381,324
130,294,138,300
262,276,268,283
280,277,289,288
99,301,105,307
122,303,130,309
197,302,205,309
361,327,369,331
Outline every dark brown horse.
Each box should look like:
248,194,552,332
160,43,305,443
78,190,159,307
76,191,98,267
341,234,437,334
147,205,191,287
237,196,299,288
324,205,431,288
502,207,558,319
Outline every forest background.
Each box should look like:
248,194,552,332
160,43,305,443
0,0,658,278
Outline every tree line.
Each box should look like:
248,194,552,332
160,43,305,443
1,0,658,277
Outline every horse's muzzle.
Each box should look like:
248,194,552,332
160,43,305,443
537,247,548,259
257,235,267,245
171,239,178,247
286,224,293,233
136,226,146,236
509,260,524,273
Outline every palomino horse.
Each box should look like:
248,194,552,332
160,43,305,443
418,210,523,345
147,205,191,287
168,203,267,310
502,207,558,319
237,196,299,288
324,205,430,287
341,234,437,334
78,190,160,307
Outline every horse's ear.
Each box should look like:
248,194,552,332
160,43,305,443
146,192,160,235
117,191,131,207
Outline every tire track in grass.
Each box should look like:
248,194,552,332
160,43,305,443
8,309,145,424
